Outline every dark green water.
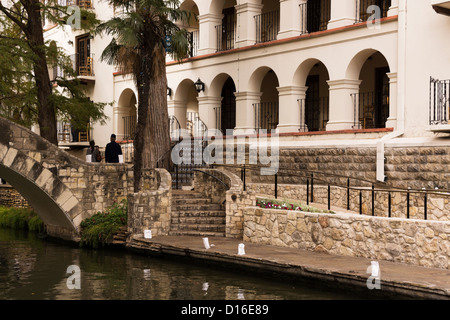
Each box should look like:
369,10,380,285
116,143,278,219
0,228,366,300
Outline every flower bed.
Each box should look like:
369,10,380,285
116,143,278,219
256,197,334,214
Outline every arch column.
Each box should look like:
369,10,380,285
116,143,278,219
278,0,304,39
235,2,263,47
168,100,187,130
388,0,399,16
234,91,262,135
385,72,398,129
326,79,361,131
276,86,308,133
328,0,357,29
198,13,223,55
114,106,131,141
197,95,222,133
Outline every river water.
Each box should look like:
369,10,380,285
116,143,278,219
0,228,367,300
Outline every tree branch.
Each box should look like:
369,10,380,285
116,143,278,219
0,2,28,34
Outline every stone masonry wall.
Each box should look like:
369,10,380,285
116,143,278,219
127,169,172,237
248,183,450,221
244,207,450,270
0,185,29,208
248,145,450,191
193,168,254,239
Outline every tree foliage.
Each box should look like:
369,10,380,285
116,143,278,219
0,0,107,142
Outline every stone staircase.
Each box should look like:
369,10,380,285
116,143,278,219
170,190,226,237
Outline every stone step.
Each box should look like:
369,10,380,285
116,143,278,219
172,190,204,198
170,223,226,233
172,203,223,211
168,230,225,237
171,210,226,218
172,197,212,204
171,216,226,225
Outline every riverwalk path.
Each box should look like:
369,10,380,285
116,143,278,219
126,234,450,300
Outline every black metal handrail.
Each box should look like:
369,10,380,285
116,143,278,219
214,163,450,221
192,169,230,190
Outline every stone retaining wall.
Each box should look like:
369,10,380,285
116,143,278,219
127,169,172,237
247,145,450,191
193,168,254,239
247,183,450,221
0,185,29,208
243,207,450,270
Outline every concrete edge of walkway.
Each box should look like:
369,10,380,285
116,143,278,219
125,235,450,300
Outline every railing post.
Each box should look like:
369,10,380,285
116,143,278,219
243,165,246,191
311,173,314,203
175,164,179,190
306,178,310,205
406,188,410,219
359,190,362,215
328,184,331,211
372,184,375,216
275,173,278,199
388,192,391,218
424,192,428,220
347,178,350,210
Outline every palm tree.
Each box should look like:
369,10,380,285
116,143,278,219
98,0,191,191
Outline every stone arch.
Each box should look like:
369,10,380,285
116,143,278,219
293,58,330,87
345,48,392,80
346,49,392,129
210,73,237,133
116,88,137,140
178,0,200,30
0,144,82,238
248,66,276,92
172,78,199,129
248,66,280,131
210,73,237,97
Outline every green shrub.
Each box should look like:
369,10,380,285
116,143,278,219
80,199,128,248
0,206,44,232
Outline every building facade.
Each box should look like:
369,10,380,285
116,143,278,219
44,0,450,184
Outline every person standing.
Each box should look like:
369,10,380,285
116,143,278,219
86,140,101,162
105,134,123,163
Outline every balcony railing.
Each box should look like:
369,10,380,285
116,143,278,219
122,115,136,140
253,102,279,133
356,0,391,23
430,77,450,126
70,53,94,77
298,97,330,132
351,91,389,129
254,10,280,44
215,24,235,52
299,1,331,35
57,122,90,143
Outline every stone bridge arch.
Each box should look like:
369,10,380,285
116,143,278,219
0,117,133,241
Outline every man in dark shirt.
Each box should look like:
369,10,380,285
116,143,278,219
105,134,123,163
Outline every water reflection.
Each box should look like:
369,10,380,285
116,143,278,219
0,228,361,300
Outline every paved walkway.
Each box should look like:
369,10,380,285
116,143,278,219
127,234,450,300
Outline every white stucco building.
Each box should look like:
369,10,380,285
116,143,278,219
44,0,450,181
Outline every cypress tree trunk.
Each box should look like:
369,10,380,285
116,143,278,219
27,0,57,144
133,45,171,191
